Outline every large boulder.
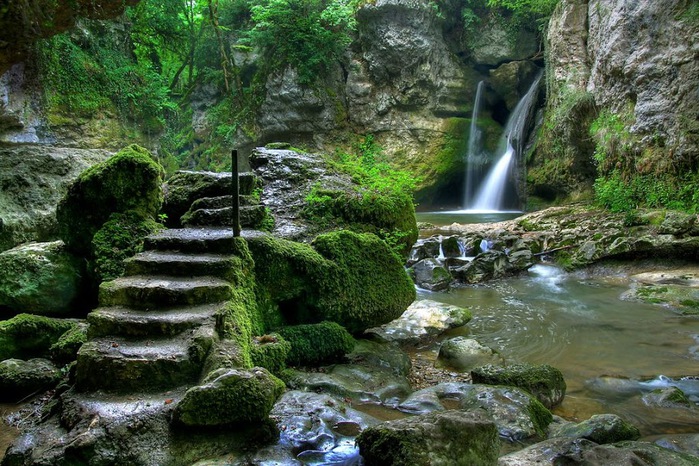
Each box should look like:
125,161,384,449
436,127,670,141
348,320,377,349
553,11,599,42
0,313,77,361
0,358,61,402
248,231,416,334
277,322,355,366
356,410,500,466
410,258,452,291
0,144,111,252
173,367,285,427
550,414,641,444
0,241,85,315
437,337,503,371
471,363,567,409
56,144,163,256
365,299,471,345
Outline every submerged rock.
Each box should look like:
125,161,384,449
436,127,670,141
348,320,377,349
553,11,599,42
471,363,567,409
437,337,503,371
365,299,471,345
549,414,641,444
0,358,61,402
356,409,499,466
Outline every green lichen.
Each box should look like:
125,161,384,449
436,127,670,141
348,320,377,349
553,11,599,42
92,211,161,282
0,314,76,361
277,322,355,367
56,144,164,256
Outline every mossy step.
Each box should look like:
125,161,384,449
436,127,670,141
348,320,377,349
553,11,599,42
99,275,232,309
182,205,267,228
144,228,237,254
189,195,259,211
172,170,259,196
124,250,237,280
75,336,207,392
87,303,225,338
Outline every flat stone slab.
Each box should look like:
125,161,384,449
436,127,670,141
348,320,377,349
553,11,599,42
98,275,232,309
75,335,205,392
87,303,225,338
125,250,237,279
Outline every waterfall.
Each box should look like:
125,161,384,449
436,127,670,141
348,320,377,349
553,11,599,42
468,72,543,212
463,81,485,208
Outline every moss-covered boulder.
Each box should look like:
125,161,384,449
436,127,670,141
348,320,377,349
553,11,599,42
248,231,415,334
551,414,641,444
0,358,61,402
471,363,567,409
0,313,77,361
56,144,163,256
92,211,161,282
173,367,285,427
0,241,86,315
49,322,88,365
277,322,355,367
250,334,291,375
356,410,500,466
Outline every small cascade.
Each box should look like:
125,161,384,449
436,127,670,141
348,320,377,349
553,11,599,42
463,81,485,207
464,72,543,212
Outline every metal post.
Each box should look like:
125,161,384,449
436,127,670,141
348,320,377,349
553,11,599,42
231,149,241,237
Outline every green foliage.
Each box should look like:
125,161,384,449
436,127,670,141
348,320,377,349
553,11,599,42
247,0,359,84
92,211,161,282
594,171,699,213
0,314,76,361
57,144,164,256
303,135,419,256
277,321,355,366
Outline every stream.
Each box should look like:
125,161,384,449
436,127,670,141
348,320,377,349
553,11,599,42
415,211,699,437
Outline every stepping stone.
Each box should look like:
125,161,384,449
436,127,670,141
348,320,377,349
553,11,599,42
75,335,209,392
144,228,236,254
125,250,237,280
99,275,232,309
87,303,225,338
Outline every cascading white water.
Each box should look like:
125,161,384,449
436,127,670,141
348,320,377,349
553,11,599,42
463,81,485,207
464,72,543,212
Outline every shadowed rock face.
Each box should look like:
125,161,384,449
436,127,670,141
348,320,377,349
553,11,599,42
0,0,140,74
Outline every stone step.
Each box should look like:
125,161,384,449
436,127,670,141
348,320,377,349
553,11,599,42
182,205,267,228
144,228,237,254
124,250,236,280
87,303,225,338
189,194,258,211
99,275,232,309
75,335,207,392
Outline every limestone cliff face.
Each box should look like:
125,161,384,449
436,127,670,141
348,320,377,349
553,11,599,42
530,0,699,200
250,0,542,206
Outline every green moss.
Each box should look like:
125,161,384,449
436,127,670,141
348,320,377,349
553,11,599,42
0,314,76,361
49,323,87,364
174,367,285,426
277,322,355,366
92,211,161,282
527,398,553,437
356,428,421,466
248,232,415,333
57,144,164,256
471,363,567,408
250,334,291,375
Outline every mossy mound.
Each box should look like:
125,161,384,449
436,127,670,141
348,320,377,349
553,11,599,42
471,363,567,409
92,211,161,282
250,334,291,375
49,322,88,365
57,144,163,256
277,322,355,366
248,231,415,334
0,313,77,361
0,241,86,315
173,367,285,427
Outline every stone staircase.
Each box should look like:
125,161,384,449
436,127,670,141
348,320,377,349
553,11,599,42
74,171,261,394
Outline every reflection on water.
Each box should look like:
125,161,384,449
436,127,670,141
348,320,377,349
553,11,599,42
419,264,699,436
